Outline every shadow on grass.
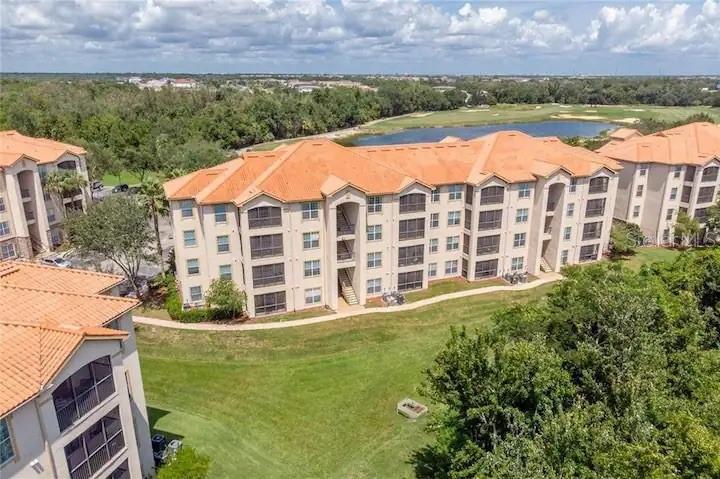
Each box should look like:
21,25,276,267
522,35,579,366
148,406,184,442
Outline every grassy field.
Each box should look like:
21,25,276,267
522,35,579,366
366,104,720,133
137,285,553,478
101,170,142,186
611,246,682,271
404,277,506,302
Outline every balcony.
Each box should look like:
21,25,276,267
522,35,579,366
336,208,355,236
337,241,354,263
546,202,556,212
21,188,31,200
478,220,501,231
399,193,426,214
697,195,715,204
479,194,504,205
398,255,424,267
476,245,499,255
585,208,605,218
55,374,115,432
25,210,35,222
248,207,282,229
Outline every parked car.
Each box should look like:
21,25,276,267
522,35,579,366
111,183,129,193
40,255,72,268
90,180,104,191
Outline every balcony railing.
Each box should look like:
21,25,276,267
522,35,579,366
248,216,282,229
252,275,285,288
25,210,35,221
546,202,557,212
585,208,605,218
21,188,31,199
55,374,115,431
476,245,499,255
250,246,283,259
337,251,354,262
398,255,424,267
478,220,502,231
697,195,715,204
69,431,124,479
479,194,504,205
399,202,425,214
399,230,424,241
582,231,602,241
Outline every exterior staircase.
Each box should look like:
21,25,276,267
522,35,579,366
336,207,353,235
338,269,358,305
539,257,553,273
337,239,353,262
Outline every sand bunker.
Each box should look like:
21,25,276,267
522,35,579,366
461,109,489,113
616,117,641,124
627,108,646,112
553,113,607,121
409,112,432,118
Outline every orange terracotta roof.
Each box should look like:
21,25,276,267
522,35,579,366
609,128,641,141
0,261,124,294
165,132,620,205
0,130,86,167
0,261,137,416
598,122,720,166
1,322,126,416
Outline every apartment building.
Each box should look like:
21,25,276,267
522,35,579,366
598,122,720,243
164,132,620,318
0,261,154,479
0,131,90,259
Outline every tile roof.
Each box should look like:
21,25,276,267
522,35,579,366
609,128,641,141
0,130,86,168
598,122,720,166
165,131,620,205
0,261,136,416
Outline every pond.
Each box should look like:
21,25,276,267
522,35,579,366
350,120,617,146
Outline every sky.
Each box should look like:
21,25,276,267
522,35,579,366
1,0,719,75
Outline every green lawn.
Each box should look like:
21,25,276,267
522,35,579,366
101,170,142,186
137,285,553,479
610,246,682,271
404,277,506,302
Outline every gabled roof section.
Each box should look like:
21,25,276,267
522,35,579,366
163,131,620,206
0,261,124,294
0,130,86,167
598,122,720,166
609,127,642,141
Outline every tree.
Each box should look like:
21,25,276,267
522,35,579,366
43,170,89,218
65,195,153,298
609,221,645,256
674,211,700,246
156,447,210,479
204,278,245,319
706,197,720,240
139,177,169,276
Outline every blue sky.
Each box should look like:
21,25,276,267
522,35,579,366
1,0,718,74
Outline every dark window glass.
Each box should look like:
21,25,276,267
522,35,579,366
589,177,609,194
53,356,115,432
585,198,606,217
478,210,502,230
248,206,281,229
475,259,498,279
255,291,287,315
252,263,285,288
398,245,424,267
479,186,504,205
476,235,500,255
399,193,426,213
398,270,423,291
399,218,425,240
582,221,603,240
250,234,283,259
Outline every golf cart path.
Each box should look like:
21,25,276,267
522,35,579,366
133,272,562,331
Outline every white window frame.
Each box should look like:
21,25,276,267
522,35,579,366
367,252,382,269
304,259,321,278
183,230,196,247
513,233,526,248
563,226,572,241
214,204,227,224
448,185,462,201
180,200,193,218
518,183,531,199
367,278,382,295
444,260,458,275
216,235,230,253
302,202,319,220
430,213,439,228
446,235,459,251
429,238,439,253
189,286,203,302
305,287,321,305
367,196,382,213
447,211,461,226
428,262,437,278
511,256,524,272
219,264,232,280
431,190,440,203
303,232,320,249
515,208,529,224
566,203,575,217
367,225,382,241
187,258,200,275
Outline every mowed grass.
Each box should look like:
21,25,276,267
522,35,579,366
611,246,682,271
137,285,553,479
368,104,720,132
404,277,506,302
101,170,142,186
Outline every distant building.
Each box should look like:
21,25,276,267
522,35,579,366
169,78,198,89
0,261,154,479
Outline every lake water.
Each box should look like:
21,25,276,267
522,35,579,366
350,120,616,146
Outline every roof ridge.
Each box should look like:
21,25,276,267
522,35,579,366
234,141,306,204
196,157,246,203
0,283,139,305
3,260,122,280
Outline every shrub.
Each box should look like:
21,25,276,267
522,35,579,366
157,447,210,479
204,278,245,319
163,276,213,323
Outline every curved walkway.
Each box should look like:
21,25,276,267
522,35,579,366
133,273,562,332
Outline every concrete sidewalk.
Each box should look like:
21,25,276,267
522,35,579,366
133,272,562,332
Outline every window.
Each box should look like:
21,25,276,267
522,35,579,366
0,197,4,213
560,250,569,265
673,165,682,178
367,278,382,295
428,262,437,278
367,225,382,241
398,270,423,291
702,166,719,182
446,235,459,251
513,233,526,248
1,418,14,465
431,189,440,203
255,291,286,315
180,200,193,218
511,256,524,272
448,185,463,201
189,286,202,302
585,198,606,218
697,186,716,203
462,258,468,277
367,252,382,268
64,407,124,479
399,218,425,240
582,221,603,240
475,259,498,279
662,229,670,243
695,208,709,222
681,185,692,203
398,245,424,267
107,460,129,479
248,206,282,229
305,288,321,305
478,210,502,230
367,196,382,213
214,204,227,223
183,230,196,247
685,166,697,182
518,183,531,199
579,244,600,262
513,208,528,224
430,213,439,228
302,202,319,220
563,226,572,241
250,234,283,258
480,186,504,205
477,235,500,255
445,260,458,275
429,238,439,253
639,164,647,176
464,209,472,229
633,205,641,218
463,233,470,254
252,263,285,287
303,232,320,249
0,222,9,237
569,178,577,193
47,208,57,223
465,185,474,205
589,177,609,194
187,259,199,275
216,235,230,253
670,187,678,200
635,184,644,197
0,244,15,259
447,211,461,226
665,209,674,221
400,193,426,213
52,357,115,432
304,259,320,277
566,203,575,217
219,264,232,280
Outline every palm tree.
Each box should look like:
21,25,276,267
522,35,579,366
43,171,89,219
139,177,169,276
